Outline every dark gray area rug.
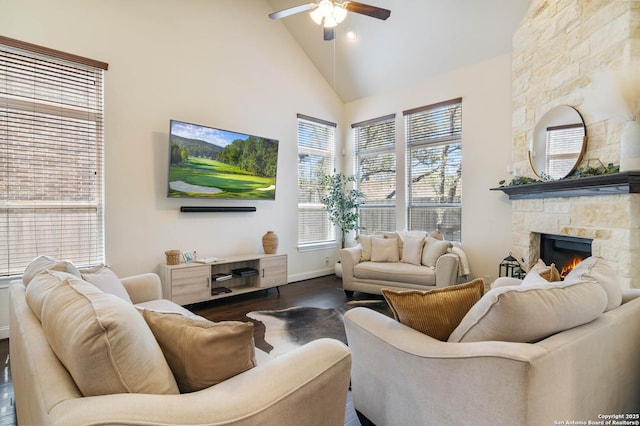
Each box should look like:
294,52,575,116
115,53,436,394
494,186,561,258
247,300,392,356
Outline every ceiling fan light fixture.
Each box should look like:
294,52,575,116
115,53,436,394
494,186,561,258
324,15,338,28
310,7,324,25
333,4,348,23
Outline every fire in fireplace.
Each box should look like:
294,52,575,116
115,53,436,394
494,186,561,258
539,234,592,279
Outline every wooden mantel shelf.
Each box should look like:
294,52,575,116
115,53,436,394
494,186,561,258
490,172,640,200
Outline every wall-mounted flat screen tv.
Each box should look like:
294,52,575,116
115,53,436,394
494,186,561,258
168,120,278,200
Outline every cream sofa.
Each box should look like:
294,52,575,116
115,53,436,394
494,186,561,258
344,257,640,425
340,232,465,296
9,267,352,425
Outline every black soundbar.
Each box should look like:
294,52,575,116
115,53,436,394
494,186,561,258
180,206,256,213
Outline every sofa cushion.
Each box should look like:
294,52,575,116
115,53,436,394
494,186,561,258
448,279,608,343
25,270,79,321
36,274,179,396
22,255,80,286
80,264,133,303
421,237,450,267
528,259,561,282
371,236,400,262
143,310,257,393
354,261,436,286
565,256,622,312
401,236,425,266
382,278,485,341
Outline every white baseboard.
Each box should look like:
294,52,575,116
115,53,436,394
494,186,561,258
288,268,337,283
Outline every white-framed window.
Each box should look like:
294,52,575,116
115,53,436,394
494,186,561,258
405,98,462,242
0,36,108,276
297,114,336,249
352,114,396,234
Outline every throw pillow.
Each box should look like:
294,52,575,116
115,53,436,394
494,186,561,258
26,270,79,321
39,275,179,396
80,264,133,303
401,236,425,266
358,235,373,261
421,237,451,267
371,236,400,262
382,278,485,341
143,310,257,393
22,255,80,286
527,259,561,282
448,279,607,343
565,256,622,312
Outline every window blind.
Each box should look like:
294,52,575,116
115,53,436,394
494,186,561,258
352,114,396,234
545,123,583,179
405,98,462,241
297,114,336,247
0,38,107,276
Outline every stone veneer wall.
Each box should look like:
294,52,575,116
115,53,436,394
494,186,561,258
509,0,640,289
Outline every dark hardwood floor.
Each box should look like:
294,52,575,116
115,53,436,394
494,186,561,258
0,274,375,426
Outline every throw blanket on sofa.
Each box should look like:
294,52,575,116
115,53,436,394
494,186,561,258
451,246,471,278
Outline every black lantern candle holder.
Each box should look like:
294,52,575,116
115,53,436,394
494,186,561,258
499,253,526,279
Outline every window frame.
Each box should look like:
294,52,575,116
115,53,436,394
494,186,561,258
0,36,108,277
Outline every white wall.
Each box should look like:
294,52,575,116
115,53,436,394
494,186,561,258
342,55,514,284
0,0,343,283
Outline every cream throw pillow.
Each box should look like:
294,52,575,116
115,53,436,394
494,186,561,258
80,264,133,303
527,259,561,282
565,256,622,312
448,279,607,343
37,275,179,396
143,310,257,393
371,236,400,262
421,237,450,267
401,236,425,266
382,279,485,341
358,235,373,261
22,255,80,286
26,270,79,321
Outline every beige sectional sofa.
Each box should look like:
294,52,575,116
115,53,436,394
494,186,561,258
344,256,640,425
340,231,466,296
9,258,352,426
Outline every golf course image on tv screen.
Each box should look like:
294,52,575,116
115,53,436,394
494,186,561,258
168,120,278,200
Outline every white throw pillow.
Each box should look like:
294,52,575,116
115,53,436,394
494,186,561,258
22,255,80,286
448,279,607,343
565,256,622,312
81,264,133,303
401,236,425,266
421,237,450,267
358,235,373,261
371,236,400,262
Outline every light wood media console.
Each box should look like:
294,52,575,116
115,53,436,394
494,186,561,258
158,253,287,305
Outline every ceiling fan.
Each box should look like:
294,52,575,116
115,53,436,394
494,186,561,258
269,0,391,41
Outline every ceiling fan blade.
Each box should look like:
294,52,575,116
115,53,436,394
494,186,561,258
345,1,391,20
269,3,317,20
324,27,335,41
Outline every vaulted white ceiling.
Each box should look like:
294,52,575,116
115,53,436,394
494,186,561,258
264,0,531,102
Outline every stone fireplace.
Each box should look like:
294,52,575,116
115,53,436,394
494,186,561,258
505,1,640,289
539,233,592,278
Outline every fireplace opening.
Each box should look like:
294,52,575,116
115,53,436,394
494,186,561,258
539,234,592,279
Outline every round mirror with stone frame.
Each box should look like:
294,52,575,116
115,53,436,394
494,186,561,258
528,105,587,180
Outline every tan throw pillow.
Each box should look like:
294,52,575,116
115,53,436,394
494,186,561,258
22,255,80,286
448,279,607,343
143,310,257,393
421,237,451,267
401,236,425,266
80,264,133,303
565,256,622,312
39,275,179,396
527,259,561,282
371,236,400,262
382,278,485,341
358,234,373,261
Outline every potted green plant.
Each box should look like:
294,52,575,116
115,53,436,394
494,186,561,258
319,172,364,249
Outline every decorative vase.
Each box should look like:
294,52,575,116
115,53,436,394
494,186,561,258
262,231,278,254
621,120,640,172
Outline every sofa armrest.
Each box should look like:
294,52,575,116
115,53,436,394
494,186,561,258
343,307,550,426
120,273,163,304
434,252,459,287
48,338,352,426
340,245,362,289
